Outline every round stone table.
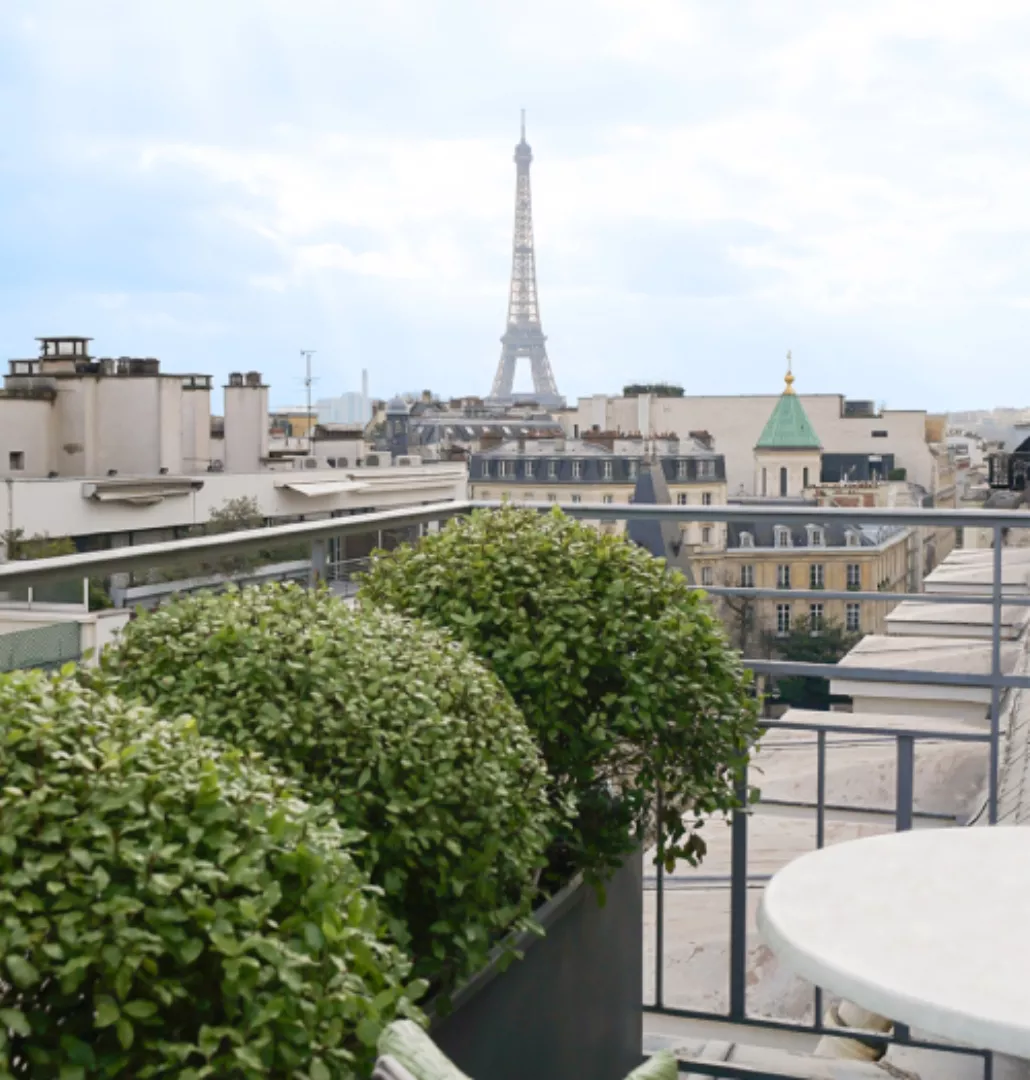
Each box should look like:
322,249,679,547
757,826,1030,1058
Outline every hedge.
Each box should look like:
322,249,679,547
0,669,420,1079
360,506,762,887
99,585,557,996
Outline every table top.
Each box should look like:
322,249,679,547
757,826,1030,1058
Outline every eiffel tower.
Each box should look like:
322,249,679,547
488,112,563,406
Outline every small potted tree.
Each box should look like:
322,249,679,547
98,586,557,1004
0,670,422,1078
361,506,762,1080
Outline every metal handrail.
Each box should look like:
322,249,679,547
0,495,1017,1078
0,502,470,587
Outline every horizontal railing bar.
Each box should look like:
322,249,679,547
670,1060,807,1079
760,719,991,741
0,501,471,587
484,499,1030,530
1,498,1025,591
704,585,1030,607
743,657,1030,689
643,1005,989,1058
751,801,958,829
756,798,957,821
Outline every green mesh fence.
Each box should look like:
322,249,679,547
0,621,81,673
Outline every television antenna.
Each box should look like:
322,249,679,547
299,350,318,454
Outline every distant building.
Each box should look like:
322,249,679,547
988,430,1030,492
1,336,213,478
316,370,370,426
0,336,467,562
563,367,955,503
753,366,823,497
694,511,912,644
269,406,318,440
468,433,727,549
370,396,566,461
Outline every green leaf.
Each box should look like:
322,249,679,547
5,955,39,988
355,1016,381,1047
94,997,120,1027
116,1017,134,1050
122,1000,158,1020
0,1009,30,1037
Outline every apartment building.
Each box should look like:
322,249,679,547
695,516,911,643
563,372,955,503
468,434,728,550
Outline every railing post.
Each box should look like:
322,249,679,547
729,768,749,1022
896,735,914,832
989,526,1003,824
309,538,327,588
654,785,664,1011
815,730,827,849
813,729,827,1028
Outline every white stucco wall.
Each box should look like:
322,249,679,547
95,378,163,475
224,385,269,474
753,450,823,498
158,379,184,475
0,398,55,478
180,388,212,473
53,379,98,476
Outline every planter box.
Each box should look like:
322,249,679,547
431,849,643,1080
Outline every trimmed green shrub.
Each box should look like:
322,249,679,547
0,669,421,1079
360,506,762,886
99,585,556,995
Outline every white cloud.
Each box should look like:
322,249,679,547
7,0,1030,403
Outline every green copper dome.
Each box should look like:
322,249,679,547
755,368,821,450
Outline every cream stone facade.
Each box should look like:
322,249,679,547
563,389,953,502
696,527,912,644
754,452,822,499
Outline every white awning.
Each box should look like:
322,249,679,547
81,479,203,506
277,481,370,497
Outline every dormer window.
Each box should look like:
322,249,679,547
846,530,861,548
480,460,490,478
525,460,534,479
677,460,689,479
602,461,612,480
548,460,558,479
807,525,825,547
740,531,754,548
628,460,638,479
572,460,582,480
775,526,792,548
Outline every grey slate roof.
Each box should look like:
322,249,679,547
626,462,695,585
726,512,905,550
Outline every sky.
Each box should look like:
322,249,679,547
3,2,1030,411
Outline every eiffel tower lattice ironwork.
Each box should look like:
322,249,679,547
489,111,562,405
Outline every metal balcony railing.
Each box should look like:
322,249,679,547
0,498,1026,1078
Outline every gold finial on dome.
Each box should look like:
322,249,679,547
784,349,795,395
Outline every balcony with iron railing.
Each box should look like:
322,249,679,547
0,499,1027,1080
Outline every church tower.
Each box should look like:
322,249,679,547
754,354,822,497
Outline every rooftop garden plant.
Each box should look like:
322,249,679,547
0,669,420,1079
98,585,556,998
360,506,762,889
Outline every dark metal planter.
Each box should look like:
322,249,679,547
431,849,643,1080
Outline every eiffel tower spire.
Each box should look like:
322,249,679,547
489,112,563,406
